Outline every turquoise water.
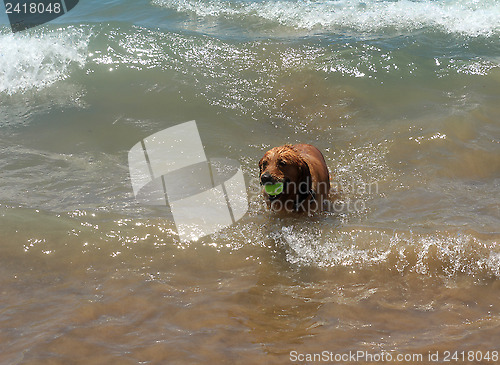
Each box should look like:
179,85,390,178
1,1,499,364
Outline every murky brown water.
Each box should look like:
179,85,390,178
1,9,500,363
1,217,499,364
2,90,499,363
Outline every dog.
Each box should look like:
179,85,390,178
259,144,330,213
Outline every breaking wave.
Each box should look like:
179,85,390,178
153,0,500,37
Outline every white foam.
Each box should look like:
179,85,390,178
273,226,500,277
154,0,500,37
0,27,90,95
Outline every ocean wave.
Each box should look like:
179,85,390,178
4,204,499,279
0,27,90,95
153,0,500,37
272,225,500,278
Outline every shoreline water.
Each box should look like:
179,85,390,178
1,0,499,363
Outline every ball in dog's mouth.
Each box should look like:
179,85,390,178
264,182,284,196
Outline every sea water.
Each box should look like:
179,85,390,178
0,0,499,363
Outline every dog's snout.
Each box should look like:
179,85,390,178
260,172,274,185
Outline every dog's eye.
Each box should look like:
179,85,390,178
261,161,268,169
278,160,286,166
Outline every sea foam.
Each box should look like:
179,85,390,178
154,0,500,37
0,27,90,95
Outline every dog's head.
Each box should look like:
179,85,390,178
259,145,311,198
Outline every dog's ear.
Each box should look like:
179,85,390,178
298,158,311,186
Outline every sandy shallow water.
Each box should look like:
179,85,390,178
1,0,500,363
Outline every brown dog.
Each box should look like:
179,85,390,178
259,144,330,213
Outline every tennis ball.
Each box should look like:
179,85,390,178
264,182,284,196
